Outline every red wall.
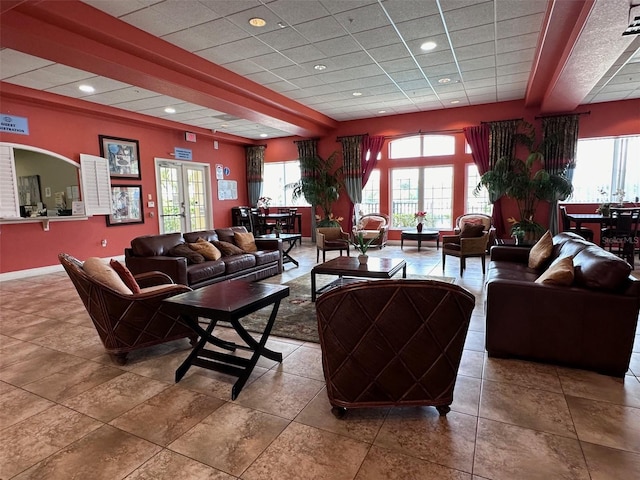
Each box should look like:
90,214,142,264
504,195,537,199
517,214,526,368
1,94,638,274
0,95,247,273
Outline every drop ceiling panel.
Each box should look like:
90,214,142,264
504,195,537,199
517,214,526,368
258,27,309,50
0,49,54,78
293,16,346,42
279,44,327,64
83,0,162,17
334,4,390,33
495,0,547,21
442,2,494,32
382,1,441,23
268,0,330,25
198,37,273,64
497,14,544,39
449,24,494,48
313,35,362,56
248,52,295,70
393,15,446,41
352,26,401,50
162,19,250,52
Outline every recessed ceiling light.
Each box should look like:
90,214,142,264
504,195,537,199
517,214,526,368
314,64,327,71
164,107,176,114
438,78,451,84
450,100,460,104
420,41,437,51
249,17,266,27
352,92,362,96
78,85,94,93
378,110,386,114
259,133,268,138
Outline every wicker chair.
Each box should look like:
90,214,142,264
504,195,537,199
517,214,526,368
316,279,475,417
352,213,389,248
59,253,197,365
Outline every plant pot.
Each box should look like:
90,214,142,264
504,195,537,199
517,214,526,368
358,254,368,265
417,222,423,233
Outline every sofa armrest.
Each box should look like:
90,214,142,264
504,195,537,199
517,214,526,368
489,246,531,263
125,255,188,286
255,238,282,253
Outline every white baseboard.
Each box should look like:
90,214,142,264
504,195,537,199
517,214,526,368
0,255,125,282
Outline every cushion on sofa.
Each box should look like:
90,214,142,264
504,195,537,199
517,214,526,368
535,256,574,286
213,240,245,256
528,230,553,269
215,227,247,245
362,218,385,230
110,259,141,293
183,230,218,244
573,246,632,291
188,238,222,261
83,257,133,295
168,243,205,264
460,223,485,238
223,254,256,274
187,261,226,285
234,231,258,252
253,249,281,266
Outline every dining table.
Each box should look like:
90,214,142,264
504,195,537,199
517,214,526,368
257,212,302,235
564,213,609,229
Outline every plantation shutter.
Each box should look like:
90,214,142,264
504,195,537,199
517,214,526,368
80,153,112,215
0,144,20,218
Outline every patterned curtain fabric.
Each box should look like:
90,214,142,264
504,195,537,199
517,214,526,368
542,114,580,234
487,120,519,238
294,139,319,204
341,135,364,205
245,145,265,207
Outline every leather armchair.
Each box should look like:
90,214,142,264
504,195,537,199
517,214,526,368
352,213,389,248
316,279,475,417
59,253,197,365
316,227,350,262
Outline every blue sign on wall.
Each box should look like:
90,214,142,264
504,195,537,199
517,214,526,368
0,114,29,135
174,147,192,160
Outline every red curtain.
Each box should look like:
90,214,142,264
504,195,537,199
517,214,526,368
464,125,505,238
348,135,385,231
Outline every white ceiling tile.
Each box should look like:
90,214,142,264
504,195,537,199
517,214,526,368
0,49,54,79
465,86,496,96
464,76,497,88
393,15,445,41
162,19,249,52
496,32,539,54
224,4,287,34
288,75,328,88
496,50,535,67
455,41,496,61
198,38,273,64
497,90,523,101
449,23,494,48
318,0,379,15
379,58,419,73
442,2,494,32
279,44,327,64
257,27,309,51
334,4,389,33
497,13,544,40
420,61,459,77
439,1,489,13
119,5,193,37
245,70,289,84
383,1,441,23
496,73,529,85
459,56,496,72
89,86,161,105
267,0,329,25
495,0,547,21
397,78,433,91
83,0,161,18
270,63,314,80
367,43,411,63
249,52,296,70
389,69,425,82
468,93,497,103
313,35,362,56
497,62,532,76
330,75,390,92
117,94,174,110
221,59,266,76
353,26,401,49
294,16,346,43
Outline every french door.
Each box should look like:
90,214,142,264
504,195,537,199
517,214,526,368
155,159,212,234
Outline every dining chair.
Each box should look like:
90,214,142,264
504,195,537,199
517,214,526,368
559,206,594,242
601,207,640,268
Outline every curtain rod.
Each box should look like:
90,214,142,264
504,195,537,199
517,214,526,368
480,117,523,125
336,133,367,141
535,111,591,119
382,128,464,140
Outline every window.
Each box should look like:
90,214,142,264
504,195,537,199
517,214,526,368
389,135,455,159
262,161,309,207
391,166,453,229
571,136,640,203
466,164,492,214
360,169,380,214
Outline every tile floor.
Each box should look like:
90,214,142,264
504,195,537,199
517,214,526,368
1,241,639,479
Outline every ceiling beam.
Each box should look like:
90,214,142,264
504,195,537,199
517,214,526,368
0,0,338,137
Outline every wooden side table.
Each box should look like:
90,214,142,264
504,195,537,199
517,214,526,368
401,229,440,251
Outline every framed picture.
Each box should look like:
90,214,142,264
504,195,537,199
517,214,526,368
107,185,144,226
99,135,141,179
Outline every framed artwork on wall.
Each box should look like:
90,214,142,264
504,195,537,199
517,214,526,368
99,135,141,179
107,185,144,226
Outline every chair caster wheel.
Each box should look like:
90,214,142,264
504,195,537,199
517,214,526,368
331,406,347,419
436,405,450,416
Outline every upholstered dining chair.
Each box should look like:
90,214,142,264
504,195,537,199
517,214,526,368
59,253,197,365
442,225,490,276
559,206,594,242
315,279,475,418
601,207,640,268
316,227,350,262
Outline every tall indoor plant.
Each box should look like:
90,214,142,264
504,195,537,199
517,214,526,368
290,151,344,227
476,122,573,243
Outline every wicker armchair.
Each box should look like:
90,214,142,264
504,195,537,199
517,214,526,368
316,279,475,417
59,253,197,365
352,213,389,248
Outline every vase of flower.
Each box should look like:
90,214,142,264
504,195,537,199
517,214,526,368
417,222,423,232
415,211,426,232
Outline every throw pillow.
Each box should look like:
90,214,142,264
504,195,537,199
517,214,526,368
535,256,574,286
362,218,384,230
168,243,205,264
528,230,553,269
109,259,142,294
234,231,258,252
212,240,245,256
459,223,485,238
188,238,222,261
83,257,133,295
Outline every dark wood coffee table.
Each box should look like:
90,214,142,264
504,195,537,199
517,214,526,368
163,280,289,400
401,229,440,250
255,233,302,266
311,256,406,301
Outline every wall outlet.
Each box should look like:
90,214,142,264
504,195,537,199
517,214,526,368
101,239,107,247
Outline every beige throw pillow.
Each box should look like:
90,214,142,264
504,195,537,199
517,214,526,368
212,240,245,256
188,238,222,261
528,230,553,269
535,256,574,286
83,257,133,295
234,231,258,252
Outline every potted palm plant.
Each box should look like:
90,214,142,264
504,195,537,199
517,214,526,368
352,232,378,264
476,122,573,244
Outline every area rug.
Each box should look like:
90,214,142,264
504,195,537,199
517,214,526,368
241,274,456,343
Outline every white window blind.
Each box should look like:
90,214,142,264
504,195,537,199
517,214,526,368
0,145,20,218
80,153,112,215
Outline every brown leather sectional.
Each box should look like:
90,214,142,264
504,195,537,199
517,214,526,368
485,232,640,377
125,227,282,289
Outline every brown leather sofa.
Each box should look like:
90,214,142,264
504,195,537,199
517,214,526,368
125,227,282,289
316,279,475,417
485,232,640,377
